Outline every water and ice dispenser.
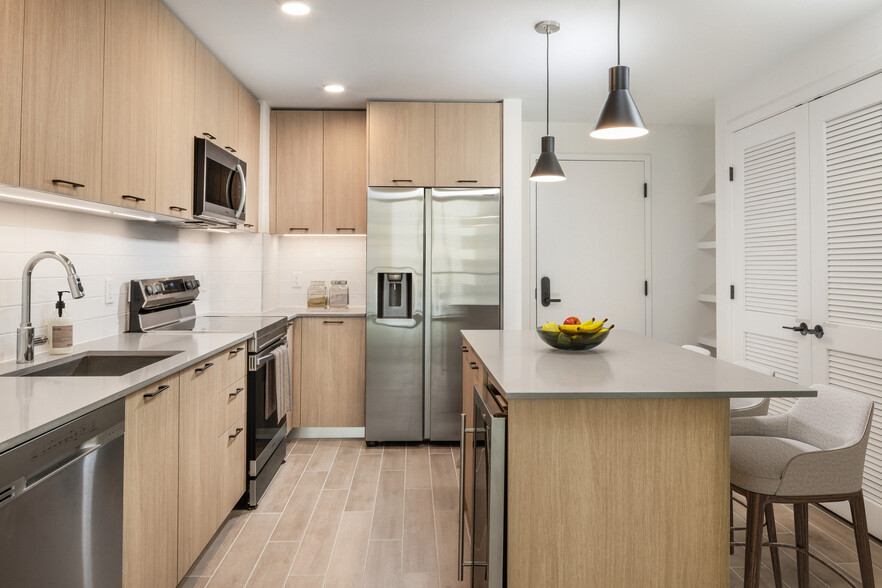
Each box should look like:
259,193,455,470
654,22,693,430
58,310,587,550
378,273,412,318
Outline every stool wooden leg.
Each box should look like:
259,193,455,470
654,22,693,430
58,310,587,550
765,502,782,588
848,491,875,588
744,491,766,588
731,491,736,555
794,503,810,588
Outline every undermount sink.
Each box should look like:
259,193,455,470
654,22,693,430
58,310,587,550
3,350,183,377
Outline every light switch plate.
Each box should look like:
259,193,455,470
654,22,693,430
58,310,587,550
104,278,114,304
292,272,301,288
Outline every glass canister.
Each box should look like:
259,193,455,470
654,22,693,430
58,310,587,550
329,280,349,309
307,281,327,308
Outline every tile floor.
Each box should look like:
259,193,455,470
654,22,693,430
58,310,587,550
177,436,880,587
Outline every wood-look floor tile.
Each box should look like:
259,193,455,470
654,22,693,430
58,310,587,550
257,454,310,514
371,470,405,541
382,444,406,471
430,453,458,512
289,489,348,575
340,438,366,449
360,441,384,454
728,568,743,588
245,542,299,587
271,471,327,542
288,438,318,455
306,439,340,471
402,572,439,587
345,454,382,511
452,444,461,470
209,513,280,587
403,489,438,574
363,541,402,588
429,443,452,454
185,510,251,577
324,511,373,588
323,444,360,490
435,508,469,587
405,444,431,489
178,576,211,588
284,576,324,588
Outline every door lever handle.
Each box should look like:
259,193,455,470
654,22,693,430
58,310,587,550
807,324,824,339
782,323,809,336
540,276,561,307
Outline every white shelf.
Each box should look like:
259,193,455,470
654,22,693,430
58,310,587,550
697,241,717,250
698,285,716,303
697,192,716,205
697,331,717,348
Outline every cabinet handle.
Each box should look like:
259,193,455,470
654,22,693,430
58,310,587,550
202,132,216,140
225,146,237,153
456,180,478,183
229,387,244,398
229,427,244,440
468,361,478,370
461,345,468,352
323,320,344,324
336,227,356,232
143,384,169,398
195,362,214,373
391,179,413,182
169,205,187,212
122,194,146,203
289,227,309,232
229,346,245,356
244,223,254,228
52,179,85,188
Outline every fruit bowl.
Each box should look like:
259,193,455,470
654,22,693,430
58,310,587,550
536,327,611,351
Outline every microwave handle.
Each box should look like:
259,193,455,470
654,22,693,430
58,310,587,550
233,163,247,219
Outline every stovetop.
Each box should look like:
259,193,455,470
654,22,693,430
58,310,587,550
153,315,286,334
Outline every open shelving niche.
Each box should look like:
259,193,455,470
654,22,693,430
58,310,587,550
697,177,716,350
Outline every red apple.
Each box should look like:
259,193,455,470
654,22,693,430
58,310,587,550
563,316,581,325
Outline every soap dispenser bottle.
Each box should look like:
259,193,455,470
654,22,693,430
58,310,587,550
48,290,74,355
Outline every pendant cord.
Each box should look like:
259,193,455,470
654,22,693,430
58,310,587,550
545,29,550,136
617,0,621,65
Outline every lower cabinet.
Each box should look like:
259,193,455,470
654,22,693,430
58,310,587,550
123,375,180,588
460,339,483,535
218,415,246,521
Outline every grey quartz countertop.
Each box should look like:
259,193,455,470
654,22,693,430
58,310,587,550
0,331,251,453
261,307,366,320
461,329,815,400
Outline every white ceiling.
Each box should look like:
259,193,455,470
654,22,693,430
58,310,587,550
163,0,881,125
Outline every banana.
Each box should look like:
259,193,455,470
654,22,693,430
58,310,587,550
577,319,606,333
559,324,581,334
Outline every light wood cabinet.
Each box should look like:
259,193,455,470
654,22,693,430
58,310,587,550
101,0,157,211
154,2,195,219
237,84,261,232
300,317,366,427
218,415,246,521
435,102,501,187
0,0,24,186
195,42,239,154
271,110,324,234
286,319,303,430
368,101,434,187
20,0,104,200
323,110,367,234
217,66,240,154
460,339,483,535
123,375,179,588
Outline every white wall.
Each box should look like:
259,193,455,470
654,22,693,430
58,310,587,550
521,123,715,346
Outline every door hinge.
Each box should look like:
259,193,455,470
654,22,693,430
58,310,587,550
644,281,649,296
729,167,734,181
730,284,735,300
643,183,648,198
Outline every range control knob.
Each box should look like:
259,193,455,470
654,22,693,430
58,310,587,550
185,280,194,290
155,283,165,294
193,279,201,289
145,284,154,295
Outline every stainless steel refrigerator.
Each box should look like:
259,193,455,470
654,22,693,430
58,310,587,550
366,187,501,442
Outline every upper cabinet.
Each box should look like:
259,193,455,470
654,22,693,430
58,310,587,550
323,110,367,234
154,2,195,220
101,0,158,211
20,0,105,201
237,85,261,232
0,0,24,187
435,102,501,188
368,101,435,187
272,110,324,234
195,42,239,155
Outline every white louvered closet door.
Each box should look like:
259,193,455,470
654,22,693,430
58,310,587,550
808,73,882,533
732,105,813,408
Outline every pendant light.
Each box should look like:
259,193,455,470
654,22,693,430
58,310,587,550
590,0,648,139
530,21,566,183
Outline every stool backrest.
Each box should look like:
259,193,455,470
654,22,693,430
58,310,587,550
734,360,775,378
788,385,874,451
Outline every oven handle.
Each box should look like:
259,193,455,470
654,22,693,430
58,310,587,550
458,411,483,581
252,336,288,371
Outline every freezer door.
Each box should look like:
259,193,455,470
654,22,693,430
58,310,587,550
428,188,500,440
365,188,426,441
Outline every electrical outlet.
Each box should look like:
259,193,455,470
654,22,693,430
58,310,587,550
104,278,114,304
292,272,301,288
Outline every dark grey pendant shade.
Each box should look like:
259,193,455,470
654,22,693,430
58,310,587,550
591,65,648,139
530,136,566,182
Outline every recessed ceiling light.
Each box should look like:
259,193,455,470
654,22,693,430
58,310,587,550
279,1,310,16
323,84,345,93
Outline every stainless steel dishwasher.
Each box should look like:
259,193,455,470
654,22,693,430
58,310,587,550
0,399,125,587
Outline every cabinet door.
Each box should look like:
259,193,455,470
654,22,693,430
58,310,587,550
20,0,104,200
271,110,323,234
177,356,222,578
101,0,157,211
123,375,179,588
0,0,24,186
461,340,476,533
218,416,246,521
301,317,365,427
286,320,303,429
324,110,367,234
368,101,434,187
155,3,195,219
237,84,261,232
195,42,222,148
217,65,239,154
435,102,501,188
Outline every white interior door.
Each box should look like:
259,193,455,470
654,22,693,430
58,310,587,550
808,74,882,531
732,106,814,412
535,159,648,333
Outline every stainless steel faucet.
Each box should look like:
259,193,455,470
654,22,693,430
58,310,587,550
17,251,85,363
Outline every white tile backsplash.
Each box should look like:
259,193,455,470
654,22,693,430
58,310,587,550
276,236,367,308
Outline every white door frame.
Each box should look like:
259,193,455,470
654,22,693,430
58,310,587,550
529,153,653,335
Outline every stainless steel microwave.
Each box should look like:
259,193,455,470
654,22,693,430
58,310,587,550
194,138,247,225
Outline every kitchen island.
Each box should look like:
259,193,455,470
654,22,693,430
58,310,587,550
461,329,814,587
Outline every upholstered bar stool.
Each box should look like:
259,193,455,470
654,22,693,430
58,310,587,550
730,384,875,588
730,361,774,417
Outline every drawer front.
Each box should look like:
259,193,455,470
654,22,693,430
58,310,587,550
222,377,247,435
218,416,246,520
221,344,247,388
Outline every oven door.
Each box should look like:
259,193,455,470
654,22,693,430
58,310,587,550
472,384,507,588
247,337,287,477
194,138,247,225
